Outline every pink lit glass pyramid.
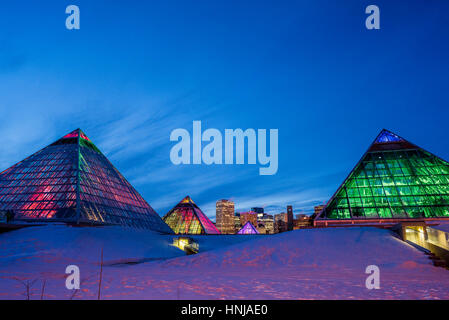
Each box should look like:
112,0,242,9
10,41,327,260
163,196,221,234
0,129,173,233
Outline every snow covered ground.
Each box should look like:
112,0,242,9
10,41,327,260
0,224,449,300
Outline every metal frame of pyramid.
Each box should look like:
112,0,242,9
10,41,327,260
237,221,259,234
163,196,221,234
315,129,449,227
0,129,173,233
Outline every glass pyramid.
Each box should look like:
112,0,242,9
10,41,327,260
0,129,173,233
163,196,221,234
237,221,259,234
318,129,449,220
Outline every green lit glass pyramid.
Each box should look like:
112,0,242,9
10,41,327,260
0,129,173,233
317,129,449,221
163,196,221,234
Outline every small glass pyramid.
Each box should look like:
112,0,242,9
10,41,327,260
237,221,259,234
163,196,221,234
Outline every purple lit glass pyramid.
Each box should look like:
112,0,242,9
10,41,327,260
163,196,221,234
237,221,259,234
0,129,173,233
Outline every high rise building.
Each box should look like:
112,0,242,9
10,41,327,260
257,213,274,234
251,207,264,214
0,129,172,233
293,214,312,229
163,196,221,234
313,205,326,218
287,205,294,230
274,212,288,233
240,211,258,227
315,129,449,227
216,199,235,234
234,212,242,231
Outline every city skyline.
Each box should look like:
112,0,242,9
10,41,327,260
1,1,449,220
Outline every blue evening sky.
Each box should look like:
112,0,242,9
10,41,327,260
1,1,448,219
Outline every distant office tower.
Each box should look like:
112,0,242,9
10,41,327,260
234,212,242,231
257,213,274,234
240,211,258,228
313,205,325,218
274,212,288,233
216,199,235,234
293,214,312,229
251,207,264,214
287,205,294,231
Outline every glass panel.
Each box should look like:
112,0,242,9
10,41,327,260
323,147,449,220
0,130,172,233
163,197,220,234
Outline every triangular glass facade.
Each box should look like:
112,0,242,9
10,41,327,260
0,129,173,233
375,129,404,143
318,130,449,220
163,196,221,234
237,221,259,234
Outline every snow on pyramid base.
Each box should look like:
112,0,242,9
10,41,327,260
315,129,449,227
163,196,221,235
0,129,172,234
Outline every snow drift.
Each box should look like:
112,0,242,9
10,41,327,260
1,224,449,299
